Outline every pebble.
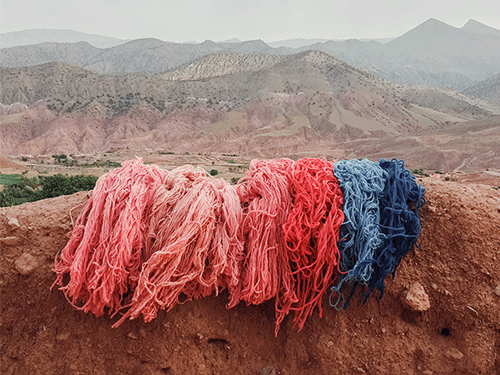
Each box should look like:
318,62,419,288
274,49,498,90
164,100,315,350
127,332,139,340
445,348,464,360
7,217,20,229
405,282,430,311
56,332,71,341
494,284,500,297
14,253,39,275
260,366,276,375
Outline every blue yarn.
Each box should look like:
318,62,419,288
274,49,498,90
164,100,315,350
329,159,387,309
329,158,425,310
366,158,425,299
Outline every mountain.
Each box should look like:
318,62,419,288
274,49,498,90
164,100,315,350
375,18,500,89
270,37,393,49
0,38,282,75
461,19,500,36
464,73,500,107
0,29,128,49
0,51,494,159
2,19,500,90
161,52,287,81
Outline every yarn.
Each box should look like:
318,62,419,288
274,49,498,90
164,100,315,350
329,159,387,309
113,166,244,326
52,158,169,317
367,158,425,298
53,156,425,333
278,158,344,334
234,158,295,309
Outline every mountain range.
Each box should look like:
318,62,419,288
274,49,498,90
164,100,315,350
2,19,500,91
1,49,497,169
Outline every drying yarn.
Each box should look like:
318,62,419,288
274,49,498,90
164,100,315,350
368,158,425,297
114,166,244,326
53,158,169,317
278,158,344,333
52,156,425,333
234,158,295,309
330,159,387,309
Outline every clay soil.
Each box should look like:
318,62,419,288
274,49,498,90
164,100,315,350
1,177,500,374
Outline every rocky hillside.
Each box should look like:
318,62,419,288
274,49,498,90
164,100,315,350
161,52,287,81
0,50,497,163
0,38,279,75
464,73,500,107
0,177,499,374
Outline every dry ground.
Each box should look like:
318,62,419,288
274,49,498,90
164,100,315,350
1,173,500,374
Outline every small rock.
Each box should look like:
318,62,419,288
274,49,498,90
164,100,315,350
56,332,71,341
405,282,430,312
445,348,464,360
7,218,20,229
127,332,138,340
260,366,276,375
494,284,500,297
14,253,39,275
0,237,22,246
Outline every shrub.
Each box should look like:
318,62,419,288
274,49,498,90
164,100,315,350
209,169,218,176
0,174,98,207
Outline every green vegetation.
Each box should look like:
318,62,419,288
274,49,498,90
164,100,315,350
79,160,122,169
0,174,98,207
410,168,429,177
158,151,175,155
209,169,218,176
0,173,22,186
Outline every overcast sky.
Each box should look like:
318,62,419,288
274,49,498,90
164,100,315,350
2,0,500,42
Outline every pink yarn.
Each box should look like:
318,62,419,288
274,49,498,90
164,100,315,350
113,166,244,326
53,158,169,316
233,159,296,316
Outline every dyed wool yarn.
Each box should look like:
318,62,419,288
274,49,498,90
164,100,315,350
233,159,295,309
367,158,425,298
114,166,244,326
52,158,169,317
330,159,387,309
278,158,344,333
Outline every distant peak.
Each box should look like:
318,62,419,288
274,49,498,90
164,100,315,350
461,19,500,35
420,18,450,28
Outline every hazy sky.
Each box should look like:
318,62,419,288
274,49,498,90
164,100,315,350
2,0,500,42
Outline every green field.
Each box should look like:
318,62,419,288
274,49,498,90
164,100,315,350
0,174,21,186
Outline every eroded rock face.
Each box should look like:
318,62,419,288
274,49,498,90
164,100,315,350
0,179,499,375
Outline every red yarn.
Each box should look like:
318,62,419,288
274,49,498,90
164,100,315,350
232,159,296,313
52,158,169,316
278,158,344,333
113,166,244,326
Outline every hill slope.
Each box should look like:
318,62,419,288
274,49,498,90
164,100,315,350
0,51,496,166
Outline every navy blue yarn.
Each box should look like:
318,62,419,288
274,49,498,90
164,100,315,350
330,158,425,310
329,159,387,309
365,158,425,301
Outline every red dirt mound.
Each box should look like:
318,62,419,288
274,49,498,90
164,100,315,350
1,179,499,374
